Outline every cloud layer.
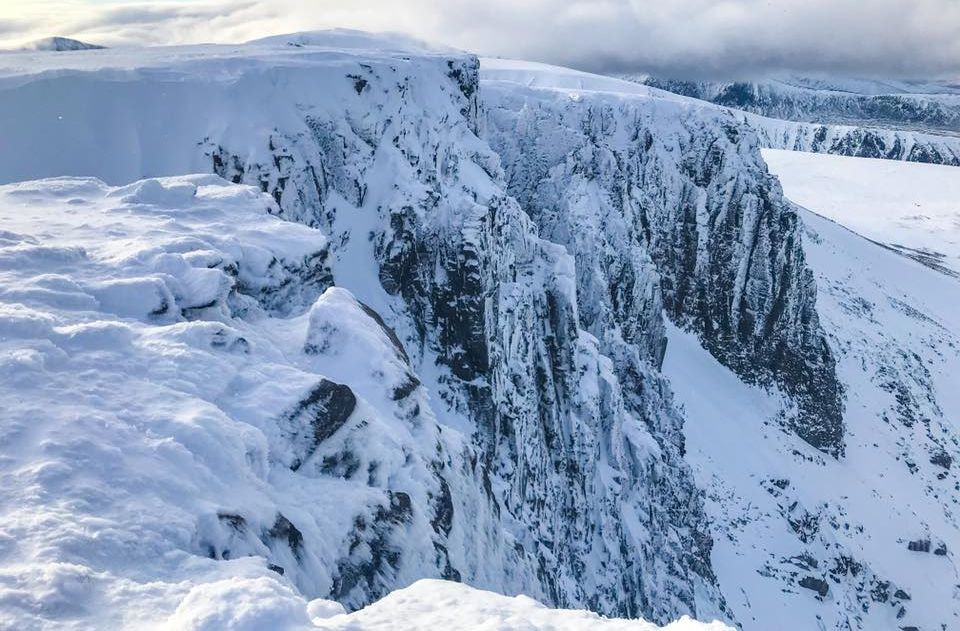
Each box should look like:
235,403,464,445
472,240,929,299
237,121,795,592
2,0,960,79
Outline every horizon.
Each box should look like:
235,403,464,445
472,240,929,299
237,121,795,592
2,1,960,81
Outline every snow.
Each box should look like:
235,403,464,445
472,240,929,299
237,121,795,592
0,174,728,630
2,27,958,631
667,155,960,630
481,58,680,101
166,579,731,631
0,175,332,628
0,31,473,186
307,580,732,631
763,148,960,275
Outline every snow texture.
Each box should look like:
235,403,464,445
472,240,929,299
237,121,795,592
668,151,960,630
763,148,960,276
0,173,728,631
0,30,957,631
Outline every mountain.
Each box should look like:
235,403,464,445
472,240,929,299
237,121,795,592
626,75,960,165
18,36,106,52
639,76,960,133
0,32,957,631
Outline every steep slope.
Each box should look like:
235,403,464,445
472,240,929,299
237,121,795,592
664,150,960,630
0,175,728,630
0,34,729,626
747,114,960,166
483,60,844,457
666,203,960,631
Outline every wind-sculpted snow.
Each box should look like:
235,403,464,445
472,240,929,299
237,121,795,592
165,579,732,630
0,175,488,627
483,62,844,457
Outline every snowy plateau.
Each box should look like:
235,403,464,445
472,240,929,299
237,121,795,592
0,30,957,631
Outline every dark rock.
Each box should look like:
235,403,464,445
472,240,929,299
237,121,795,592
799,576,830,598
930,450,953,470
217,512,246,532
907,539,931,553
357,300,411,364
268,514,304,562
391,374,421,400
282,379,357,462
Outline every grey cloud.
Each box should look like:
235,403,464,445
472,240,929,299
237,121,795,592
3,0,960,80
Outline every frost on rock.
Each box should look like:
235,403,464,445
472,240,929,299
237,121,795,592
483,67,844,457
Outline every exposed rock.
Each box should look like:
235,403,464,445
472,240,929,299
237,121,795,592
485,79,844,457
799,576,830,598
280,379,357,470
268,514,305,562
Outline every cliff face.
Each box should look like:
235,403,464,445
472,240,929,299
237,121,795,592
748,115,960,166
484,74,843,457
0,34,852,628
640,77,960,134
202,47,725,622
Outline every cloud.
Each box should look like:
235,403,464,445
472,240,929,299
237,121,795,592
2,0,960,79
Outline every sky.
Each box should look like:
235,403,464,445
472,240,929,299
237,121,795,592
1,0,960,80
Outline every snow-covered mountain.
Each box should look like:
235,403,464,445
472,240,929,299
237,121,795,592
0,31,957,631
639,76,960,134
624,75,960,166
17,37,106,52
672,151,960,630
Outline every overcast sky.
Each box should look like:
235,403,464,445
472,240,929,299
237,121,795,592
2,0,959,79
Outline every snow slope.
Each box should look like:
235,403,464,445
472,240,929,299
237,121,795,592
763,148,960,276
665,161,960,630
482,58,682,101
